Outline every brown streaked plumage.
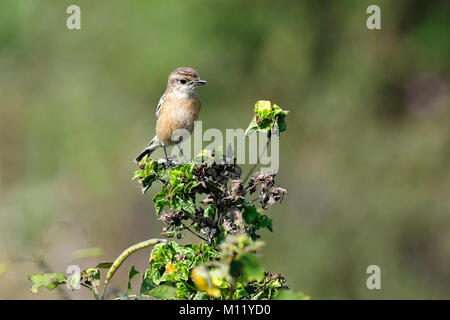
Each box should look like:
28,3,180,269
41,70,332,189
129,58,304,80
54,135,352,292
135,67,207,162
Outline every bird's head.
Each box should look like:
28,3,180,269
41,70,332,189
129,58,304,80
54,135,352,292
167,67,207,94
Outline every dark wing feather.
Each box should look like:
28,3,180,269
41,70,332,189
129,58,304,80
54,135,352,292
155,93,166,120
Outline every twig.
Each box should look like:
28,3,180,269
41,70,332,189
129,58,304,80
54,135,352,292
113,294,151,300
101,238,166,300
80,282,99,300
182,221,208,242
184,225,208,242
242,131,272,184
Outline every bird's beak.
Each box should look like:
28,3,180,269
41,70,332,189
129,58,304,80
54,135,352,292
195,79,207,86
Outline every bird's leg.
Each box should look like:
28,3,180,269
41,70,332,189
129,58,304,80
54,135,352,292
163,145,169,161
162,145,176,167
161,145,172,168
177,144,189,163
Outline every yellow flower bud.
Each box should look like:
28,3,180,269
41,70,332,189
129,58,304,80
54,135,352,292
255,100,272,115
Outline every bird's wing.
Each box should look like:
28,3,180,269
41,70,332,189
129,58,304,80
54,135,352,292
155,93,167,120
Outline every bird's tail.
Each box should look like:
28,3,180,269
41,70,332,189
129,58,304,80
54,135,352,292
135,136,161,163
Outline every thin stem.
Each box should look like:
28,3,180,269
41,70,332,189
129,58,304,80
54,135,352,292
80,282,99,300
101,238,166,300
242,132,271,184
89,278,100,300
183,224,208,242
113,294,151,300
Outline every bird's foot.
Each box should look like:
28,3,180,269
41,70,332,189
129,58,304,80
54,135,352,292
158,155,178,168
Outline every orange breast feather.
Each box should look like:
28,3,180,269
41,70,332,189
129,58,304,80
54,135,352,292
156,94,201,145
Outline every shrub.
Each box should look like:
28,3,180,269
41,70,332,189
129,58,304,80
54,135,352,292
28,101,307,300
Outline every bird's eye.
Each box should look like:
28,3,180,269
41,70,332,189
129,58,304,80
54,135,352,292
180,79,187,84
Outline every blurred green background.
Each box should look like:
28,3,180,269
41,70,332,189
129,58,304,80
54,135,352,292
0,0,449,299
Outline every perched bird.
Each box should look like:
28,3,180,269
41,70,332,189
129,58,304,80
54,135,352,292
135,67,207,163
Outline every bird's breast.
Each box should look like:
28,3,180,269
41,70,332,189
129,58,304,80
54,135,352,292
156,93,201,145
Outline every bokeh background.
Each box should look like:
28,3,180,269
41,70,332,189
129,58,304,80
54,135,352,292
0,0,449,299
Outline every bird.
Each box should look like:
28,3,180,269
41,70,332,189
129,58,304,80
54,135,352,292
135,67,207,163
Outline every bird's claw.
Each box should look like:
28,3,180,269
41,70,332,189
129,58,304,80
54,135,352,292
158,155,179,168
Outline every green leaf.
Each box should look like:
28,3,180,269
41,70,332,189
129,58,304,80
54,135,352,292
171,183,185,195
258,118,273,131
132,170,144,180
175,282,188,300
242,205,259,224
127,266,140,295
148,284,177,300
29,273,66,293
96,262,113,269
144,160,156,176
153,188,170,215
154,162,168,180
268,278,282,289
155,200,170,215
142,175,157,193
204,205,216,218
140,270,156,295
245,117,259,135
141,154,149,164
272,103,283,114
185,181,200,192
275,112,288,133
153,190,168,203
237,253,264,282
258,215,273,232
180,198,195,216
233,282,250,299
73,247,103,260
193,291,210,300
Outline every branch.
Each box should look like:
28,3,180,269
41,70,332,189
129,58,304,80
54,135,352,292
101,238,166,299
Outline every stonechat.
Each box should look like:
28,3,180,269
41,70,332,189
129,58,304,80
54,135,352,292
135,67,207,163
